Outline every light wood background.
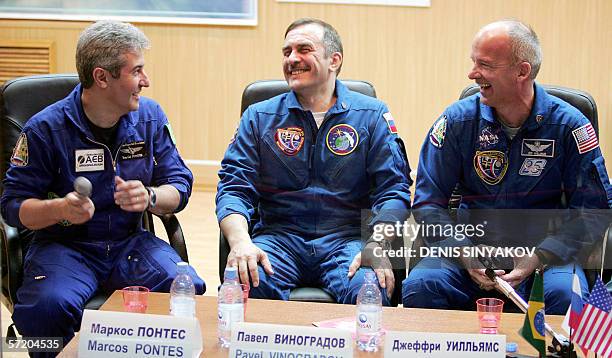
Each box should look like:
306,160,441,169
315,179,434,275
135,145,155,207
0,0,610,189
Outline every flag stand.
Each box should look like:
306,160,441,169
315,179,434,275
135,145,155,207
478,258,578,358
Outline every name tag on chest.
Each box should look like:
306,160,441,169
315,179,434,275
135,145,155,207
120,141,147,161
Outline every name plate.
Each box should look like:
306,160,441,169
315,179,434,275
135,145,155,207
78,309,202,357
230,322,353,357
384,331,505,357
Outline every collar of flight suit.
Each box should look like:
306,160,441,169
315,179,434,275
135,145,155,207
478,82,553,133
61,83,140,146
284,79,352,116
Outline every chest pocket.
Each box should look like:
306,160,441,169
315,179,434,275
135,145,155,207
322,129,367,190
117,142,152,185
260,133,309,190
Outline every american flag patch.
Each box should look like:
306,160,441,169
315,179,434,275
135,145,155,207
572,123,598,154
383,112,398,134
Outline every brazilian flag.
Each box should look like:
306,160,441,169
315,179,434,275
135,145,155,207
519,270,546,357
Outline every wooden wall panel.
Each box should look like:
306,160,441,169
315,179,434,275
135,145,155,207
0,39,55,85
0,0,610,189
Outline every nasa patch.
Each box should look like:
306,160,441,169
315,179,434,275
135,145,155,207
326,124,359,156
478,126,500,149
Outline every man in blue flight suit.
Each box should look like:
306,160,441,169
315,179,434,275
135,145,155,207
216,18,412,304
1,21,205,355
402,20,611,314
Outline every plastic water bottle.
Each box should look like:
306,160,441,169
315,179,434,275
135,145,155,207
169,262,196,317
218,267,244,348
356,271,382,352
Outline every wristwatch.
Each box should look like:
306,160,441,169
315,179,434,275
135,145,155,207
146,186,157,210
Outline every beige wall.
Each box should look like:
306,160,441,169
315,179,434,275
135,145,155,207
1,0,610,189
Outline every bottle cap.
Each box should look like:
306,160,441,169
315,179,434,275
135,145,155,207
364,270,376,281
224,266,238,281
177,261,189,273
506,342,518,353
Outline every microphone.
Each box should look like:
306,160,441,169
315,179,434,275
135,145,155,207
74,176,92,198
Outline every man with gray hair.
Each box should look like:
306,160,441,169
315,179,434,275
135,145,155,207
1,21,205,355
403,20,611,313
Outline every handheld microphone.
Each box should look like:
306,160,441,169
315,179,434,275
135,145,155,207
74,176,92,198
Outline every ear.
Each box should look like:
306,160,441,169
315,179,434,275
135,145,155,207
517,61,532,81
329,52,343,73
92,67,109,89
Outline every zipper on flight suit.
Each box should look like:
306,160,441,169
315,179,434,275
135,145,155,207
84,136,124,250
502,124,525,203
305,111,318,174
307,110,335,234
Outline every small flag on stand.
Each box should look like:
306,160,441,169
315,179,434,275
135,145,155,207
562,273,585,333
573,277,611,358
519,270,547,357
562,273,588,357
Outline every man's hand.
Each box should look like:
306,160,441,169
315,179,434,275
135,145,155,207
114,176,148,212
458,247,504,291
61,192,95,224
501,254,540,288
467,268,504,291
348,242,394,298
227,240,273,287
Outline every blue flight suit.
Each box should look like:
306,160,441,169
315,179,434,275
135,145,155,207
216,80,412,304
403,83,611,314
0,84,206,353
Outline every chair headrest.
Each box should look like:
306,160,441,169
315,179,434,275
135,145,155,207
0,74,80,185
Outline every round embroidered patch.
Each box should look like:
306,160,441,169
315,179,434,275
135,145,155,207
275,127,305,156
473,150,508,185
326,124,359,156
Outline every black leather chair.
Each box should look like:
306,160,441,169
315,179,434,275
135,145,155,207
219,79,407,305
0,74,190,316
457,83,611,284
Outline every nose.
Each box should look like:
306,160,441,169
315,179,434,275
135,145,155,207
140,69,150,87
287,49,300,64
468,65,480,80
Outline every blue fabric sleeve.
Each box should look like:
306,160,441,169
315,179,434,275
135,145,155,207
538,117,612,262
150,104,193,213
413,112,473,248
367,104,412,225
1,127,55,229
215,106,261,224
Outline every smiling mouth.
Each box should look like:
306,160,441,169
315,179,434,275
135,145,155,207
289,69,308,75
